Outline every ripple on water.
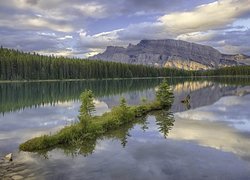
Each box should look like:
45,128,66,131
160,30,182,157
0,156,37,180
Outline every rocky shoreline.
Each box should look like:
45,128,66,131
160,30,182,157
0,155,36,180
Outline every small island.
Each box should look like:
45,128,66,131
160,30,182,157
19,80,174,152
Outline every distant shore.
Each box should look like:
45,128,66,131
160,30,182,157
0,75,250,83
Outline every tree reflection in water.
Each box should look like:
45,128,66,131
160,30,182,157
37,110,175,159
154,110,175,138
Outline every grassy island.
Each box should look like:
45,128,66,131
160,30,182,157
19,80,174,152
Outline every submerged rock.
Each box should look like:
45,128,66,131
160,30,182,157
11,175,24,180
0,156,36,179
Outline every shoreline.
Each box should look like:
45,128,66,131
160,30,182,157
0,155,36,179
0,75,250,83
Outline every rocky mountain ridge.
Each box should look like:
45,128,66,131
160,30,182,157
90,39,249,70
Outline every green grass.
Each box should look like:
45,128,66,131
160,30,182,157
19,80,173,152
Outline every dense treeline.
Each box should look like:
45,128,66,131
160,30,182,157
1,47,249,80
0,78,196,114
0,47,189,80
0,79,161,113
194,66,250,76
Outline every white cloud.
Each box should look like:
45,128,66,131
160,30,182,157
26,18,74,32
1,0,250,56
159,0,250,34
117,22,170,40
0,14,74,32
77,22,172,57
175,95,250,132
83,50,101,57
176,31,217,42
37,32,56,37
169,116,250,158
36,49,74,57
74,3,108,18
78,29,126,56
58,35,73,40
78,0,250,57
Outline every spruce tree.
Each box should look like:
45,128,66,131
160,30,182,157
156,80,174,108
79,90,95,117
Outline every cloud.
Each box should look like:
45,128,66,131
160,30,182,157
176,28,250,55
175,94,250,132
0,13,74,32
26,18,74,32
117,22,170,41
78,27,131,47
58,35,73,40
159,0,250,34
0,27,77,57
0,0,224,34
1,0,250,57
176,31,217,43
171,94,250,159
73,3,108,19
76,0,250,56
215,29,250,54
77,29,126,56
77,22,173,57
110,0,215,16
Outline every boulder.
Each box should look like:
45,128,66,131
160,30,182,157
5,153,13,161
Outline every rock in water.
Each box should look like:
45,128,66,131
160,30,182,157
90,39,249,70
5,153,13,161
12,175,24,180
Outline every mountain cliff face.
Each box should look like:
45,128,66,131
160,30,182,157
90,39,249,70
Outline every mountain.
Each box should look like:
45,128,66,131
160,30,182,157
90,39,249,70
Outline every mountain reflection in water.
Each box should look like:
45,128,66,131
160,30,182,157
1,77,250,179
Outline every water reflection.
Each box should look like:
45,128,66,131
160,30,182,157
171,81,238,113
17,112,250,180
1,77,249,114
154,111,174,138
1,78,250,154
34,110,175,158
0,100,110,154
1,78,250,179
172,94,250,160
0,79,162,114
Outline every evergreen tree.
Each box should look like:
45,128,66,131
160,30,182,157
79,90,95,117
1,47,249,81
119,97,127,110
0,47,191,80
156,80,174,108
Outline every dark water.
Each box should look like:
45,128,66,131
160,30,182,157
1,77,250,179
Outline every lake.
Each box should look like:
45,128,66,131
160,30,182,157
1,77,250,180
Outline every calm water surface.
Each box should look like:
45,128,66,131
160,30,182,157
1,78,250,180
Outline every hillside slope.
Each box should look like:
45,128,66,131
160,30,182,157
90,39,249,70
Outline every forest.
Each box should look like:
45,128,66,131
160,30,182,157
0,47,250,81
0,47,189,80
194,65,250,76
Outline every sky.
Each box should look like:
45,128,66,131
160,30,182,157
0,0,250,57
